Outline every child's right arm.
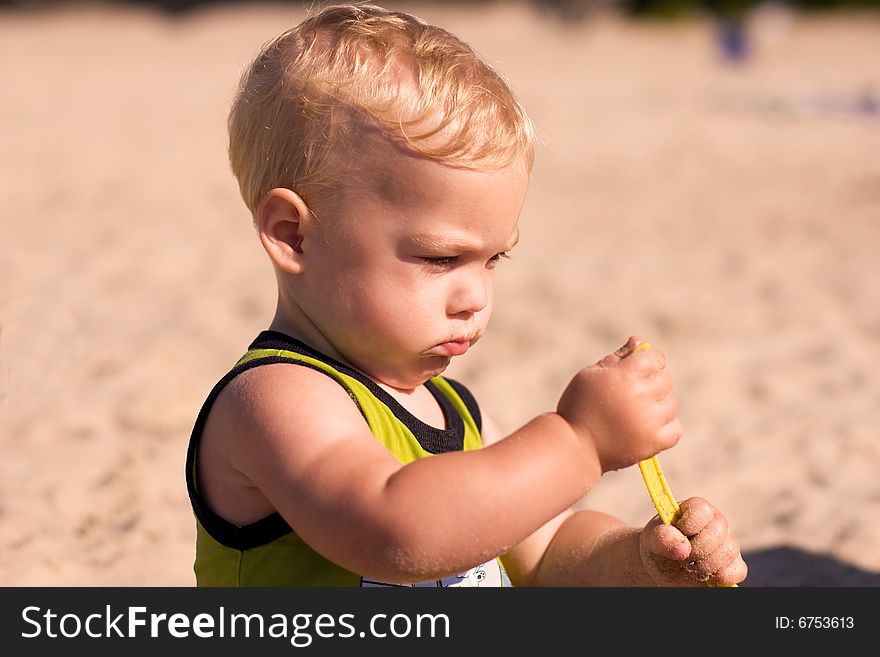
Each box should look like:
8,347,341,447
198,337,680,584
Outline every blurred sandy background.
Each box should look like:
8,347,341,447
1,0,878,586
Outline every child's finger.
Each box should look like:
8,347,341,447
628,347,668,377
597,336,640,366
600,337,668,376
673,496,714,537
613,335,641,359
709,554,749,587
643,517,691,561
657,417,684,450
688,530,742,580
688,511,730,561
644,369,674,400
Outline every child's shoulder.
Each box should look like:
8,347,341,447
198,359,375,503
210,331,367,430
212,360,364,438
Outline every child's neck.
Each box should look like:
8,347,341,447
267,310,445,428
268,307,347,367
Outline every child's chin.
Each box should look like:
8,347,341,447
415,356,452,381
376,360,449,389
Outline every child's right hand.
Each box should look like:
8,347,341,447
556,336,682,472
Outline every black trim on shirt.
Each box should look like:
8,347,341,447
445,377,482,435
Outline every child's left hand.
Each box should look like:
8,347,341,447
639,497,748,586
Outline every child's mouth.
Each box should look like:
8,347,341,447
432,339,471,357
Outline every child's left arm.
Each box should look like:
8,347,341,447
482,414,747,586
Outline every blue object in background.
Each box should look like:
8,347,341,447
717,18,749,62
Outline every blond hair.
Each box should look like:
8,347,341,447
228,2,536,216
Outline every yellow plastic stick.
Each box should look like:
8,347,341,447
637,455,682,525
631,341,736,587
633,342,682,526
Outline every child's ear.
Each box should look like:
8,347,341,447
256,188,311,274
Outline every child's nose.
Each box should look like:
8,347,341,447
448,269,489,316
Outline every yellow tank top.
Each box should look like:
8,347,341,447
186,331,510,587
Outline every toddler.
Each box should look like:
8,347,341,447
186,3,747,587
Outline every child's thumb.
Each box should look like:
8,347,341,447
614,336,641,359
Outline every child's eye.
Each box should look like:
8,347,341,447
419,252,510,269
487,252,511,268
421,256,459,267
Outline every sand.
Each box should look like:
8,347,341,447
1,1,878,586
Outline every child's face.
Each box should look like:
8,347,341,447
296,135,530,390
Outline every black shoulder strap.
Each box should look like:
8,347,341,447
444,377,482,434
